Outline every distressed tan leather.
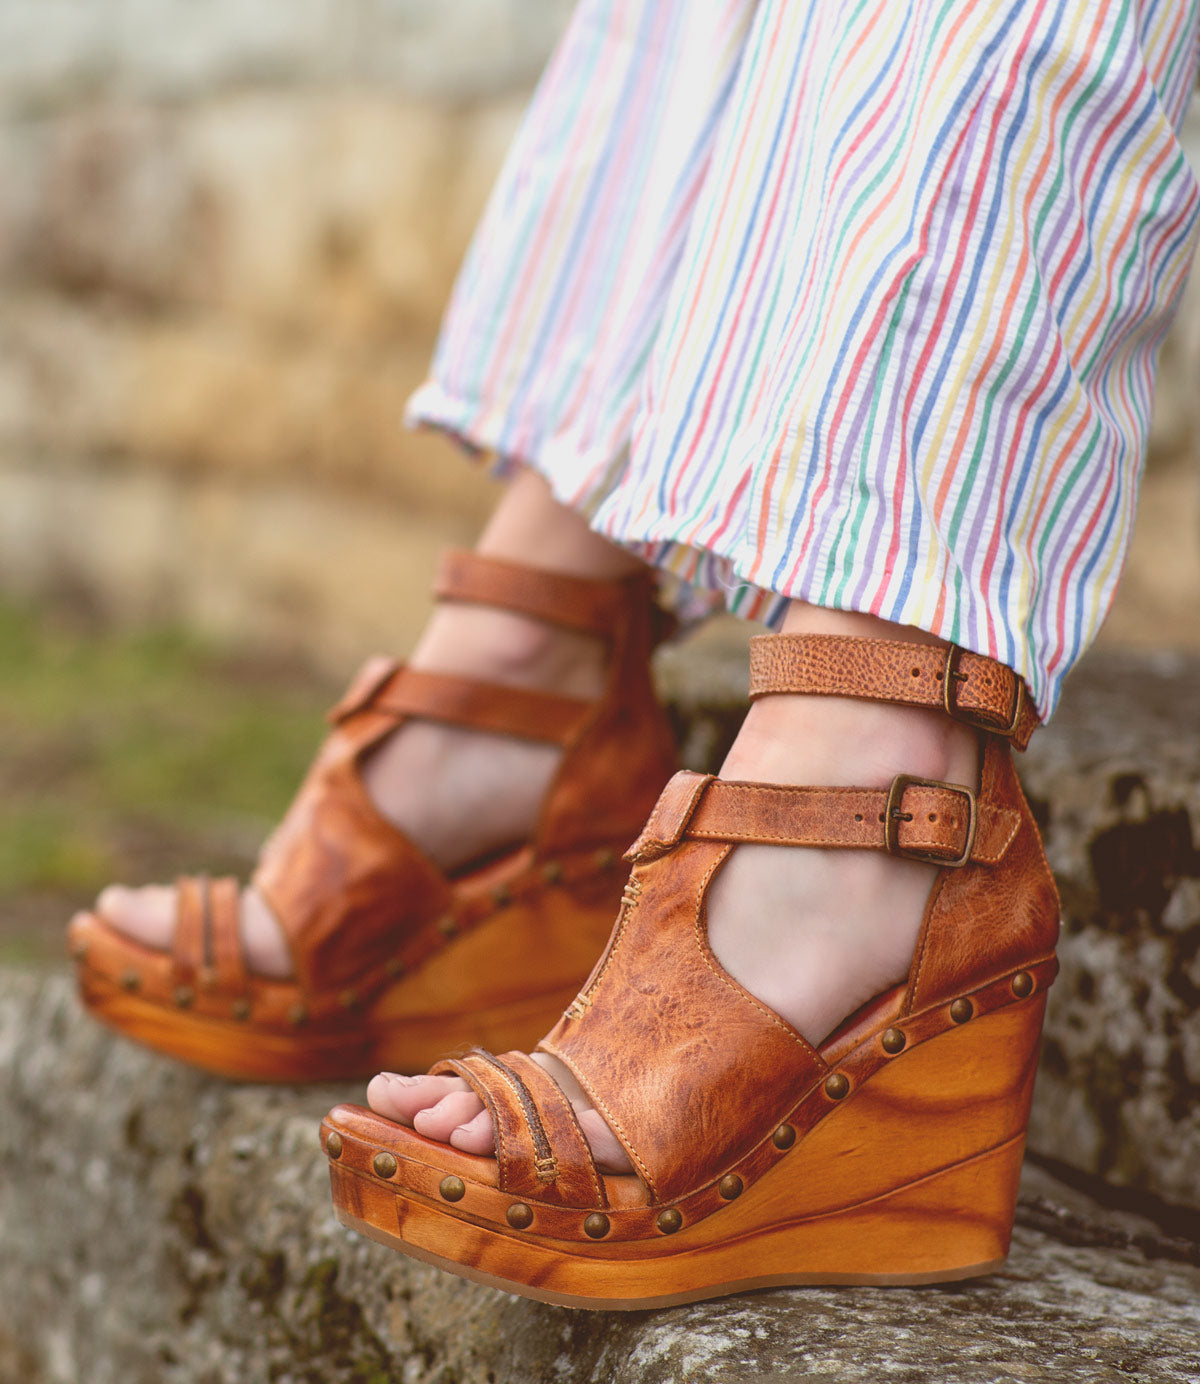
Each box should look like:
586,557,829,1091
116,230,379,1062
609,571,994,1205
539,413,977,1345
538,733,1058,1203
254,551,678,991
432,1048,605,1207
749,634,1040,748
71,549,679,1081
322,629,1060,1295
626,774,1021,866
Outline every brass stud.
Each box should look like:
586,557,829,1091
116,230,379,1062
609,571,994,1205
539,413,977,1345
120,970,140,992
1012,971,1035,999
950,998,974,1025
439,1175,466,1203
288,1002,308,1027
174,986,194,1010
881,1027,907,1055
231,998,251,1021
541,861,563,883
824,1072,850,1101
583,1212,610,1239
656,1208,682,1235
326,1131,343,1160
506,1202,533,1230
384,956,405,979
594,848,616,870
372,1151,397,1179
718,1174,743,1201
491,885,512,908
436,915,457,938
772,1124,796,1150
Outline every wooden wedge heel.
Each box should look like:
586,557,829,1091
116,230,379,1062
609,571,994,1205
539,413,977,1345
322,632,1059,1307
68,551,678,1082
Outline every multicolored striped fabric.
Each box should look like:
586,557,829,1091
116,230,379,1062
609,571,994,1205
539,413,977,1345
408,0,1200,717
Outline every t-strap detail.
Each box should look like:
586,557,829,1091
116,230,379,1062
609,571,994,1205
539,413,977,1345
627,773,1019,867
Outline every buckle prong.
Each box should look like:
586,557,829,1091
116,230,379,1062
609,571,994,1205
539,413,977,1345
884,775,977,868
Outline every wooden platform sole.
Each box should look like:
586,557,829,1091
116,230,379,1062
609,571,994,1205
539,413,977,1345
70,844,628,1082
77,970,579,1083
331,1137,1022,1308
324,981,1048,1308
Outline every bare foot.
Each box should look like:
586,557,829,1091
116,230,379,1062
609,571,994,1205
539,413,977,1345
368,603,980,1175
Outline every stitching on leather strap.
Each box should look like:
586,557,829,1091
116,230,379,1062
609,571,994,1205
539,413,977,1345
471,1050,558,1181
499,1050,607,1205
626,771,713,861
433,1055,510,1188
537,1038,657,1198
684,779,1010,866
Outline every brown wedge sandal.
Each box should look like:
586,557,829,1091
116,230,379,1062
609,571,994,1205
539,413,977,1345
68,550,678,1082
321,632,1058,1307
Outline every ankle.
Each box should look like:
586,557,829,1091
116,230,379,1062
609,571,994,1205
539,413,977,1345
410,603,607,701
724,602,979,791
723,695,979,792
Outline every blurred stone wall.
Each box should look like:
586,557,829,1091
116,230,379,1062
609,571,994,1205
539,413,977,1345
0,2,1196,669
0,1,574,668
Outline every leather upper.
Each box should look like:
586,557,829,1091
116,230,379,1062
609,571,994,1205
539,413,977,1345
749,634,1039,748
240,549,677,994
409,634,1059,1211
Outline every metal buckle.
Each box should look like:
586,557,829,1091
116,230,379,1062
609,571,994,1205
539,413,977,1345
884,774,977,869
941,645,1025,738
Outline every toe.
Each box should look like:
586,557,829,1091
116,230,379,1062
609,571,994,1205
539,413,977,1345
239,888,292,979
449,1110,495,1155
412,1090,486,1142
367,1072,467,1125
95,884,176,950
365,1062,633,1173
578,1107,633,1175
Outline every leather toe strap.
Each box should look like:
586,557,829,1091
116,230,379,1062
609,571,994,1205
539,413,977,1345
327,660,593,745
171,875,248,995
431,1048,606,1208
173,875,208,980
208,876,248,995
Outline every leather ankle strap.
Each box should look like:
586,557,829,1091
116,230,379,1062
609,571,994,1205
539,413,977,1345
327,657,593,744
433,549,657,638
625,771,1020,868
748,634,1039,748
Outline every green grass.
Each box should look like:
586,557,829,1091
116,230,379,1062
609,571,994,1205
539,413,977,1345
0,601,332,963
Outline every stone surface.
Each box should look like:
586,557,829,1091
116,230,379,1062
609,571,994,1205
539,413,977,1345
1018,650,1200,1214
2,967,1198,1384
